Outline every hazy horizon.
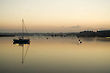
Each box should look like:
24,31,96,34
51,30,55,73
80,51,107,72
1,0,110,32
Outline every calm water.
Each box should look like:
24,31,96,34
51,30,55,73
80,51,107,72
0,37,110,73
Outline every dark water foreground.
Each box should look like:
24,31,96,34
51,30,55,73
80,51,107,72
0,37,110,73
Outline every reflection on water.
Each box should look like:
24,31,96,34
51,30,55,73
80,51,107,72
0,37,110,73
13,43,30,64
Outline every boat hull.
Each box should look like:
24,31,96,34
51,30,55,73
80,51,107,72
13,39,30,44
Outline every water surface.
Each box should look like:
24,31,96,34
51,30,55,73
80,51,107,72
0,37,110,73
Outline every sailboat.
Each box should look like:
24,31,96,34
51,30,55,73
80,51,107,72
13,19,30,44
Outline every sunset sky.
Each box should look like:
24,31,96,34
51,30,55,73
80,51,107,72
0,0,110,32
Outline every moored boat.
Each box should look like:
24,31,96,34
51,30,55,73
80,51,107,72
13,19,30,44
13,39,30,44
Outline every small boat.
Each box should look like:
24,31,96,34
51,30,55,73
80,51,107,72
13,38,30,44
13,19,30,44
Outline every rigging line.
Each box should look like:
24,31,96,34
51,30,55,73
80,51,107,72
23,44,30,60
22,18,30,39
23,19,30,39
22,18,28,33
22,19,24,38
24,23,28,33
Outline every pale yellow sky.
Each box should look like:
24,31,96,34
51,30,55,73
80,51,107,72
0,0,110,32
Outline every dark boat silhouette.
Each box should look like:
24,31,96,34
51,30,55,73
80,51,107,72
13,38,30,44
13,19,30,44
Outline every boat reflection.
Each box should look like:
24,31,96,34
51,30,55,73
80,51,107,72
13,43,30,64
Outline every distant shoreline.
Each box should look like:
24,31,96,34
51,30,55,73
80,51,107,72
0,30,110,37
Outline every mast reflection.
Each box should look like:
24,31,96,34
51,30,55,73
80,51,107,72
13,43,30,64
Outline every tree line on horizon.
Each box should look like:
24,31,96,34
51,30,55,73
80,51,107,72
0,30,110,37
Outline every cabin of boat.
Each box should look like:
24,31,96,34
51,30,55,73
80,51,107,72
13,39,30,44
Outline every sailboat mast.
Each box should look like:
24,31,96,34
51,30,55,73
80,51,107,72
22,19,24,39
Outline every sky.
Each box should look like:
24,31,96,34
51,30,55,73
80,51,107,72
0,0,110,32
